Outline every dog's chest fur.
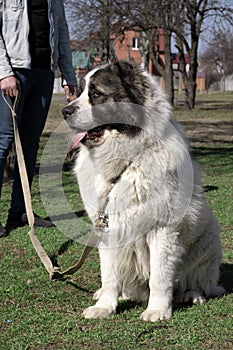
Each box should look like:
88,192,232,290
75,142,147,220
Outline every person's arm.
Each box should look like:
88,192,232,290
63,84,77,102
0,8,19,96
0,76,20,97
56,1,77,101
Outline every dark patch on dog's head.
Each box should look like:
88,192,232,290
88,61,149,106
113,61,149,105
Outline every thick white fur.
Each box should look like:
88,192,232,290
69,64,224,322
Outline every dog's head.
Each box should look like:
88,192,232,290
62,61,149,150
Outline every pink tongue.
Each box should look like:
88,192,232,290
72,132,87,148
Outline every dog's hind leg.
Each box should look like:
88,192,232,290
83,247,120,319
176,280,225,306
176,232,225,306
176,290,206,304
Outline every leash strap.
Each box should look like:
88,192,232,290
51,245,94,281
51,222,106,280
2,91,94,281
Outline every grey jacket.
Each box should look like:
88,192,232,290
0,0,77,85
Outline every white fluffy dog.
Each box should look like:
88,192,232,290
62,61,225,322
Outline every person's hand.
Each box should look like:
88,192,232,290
0,76,20,97
64,85,77,103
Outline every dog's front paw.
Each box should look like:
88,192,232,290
82,306,114,319
141,307,172,322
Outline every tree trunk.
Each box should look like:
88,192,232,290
163,31,174,105
185,39,199,109
184,79,196,110
176,36,198,110
148,30,174,105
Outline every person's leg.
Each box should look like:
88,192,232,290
0,94,15,195
0,93,15,236
6,68,54,230
10,68,54,211
2,69,35,231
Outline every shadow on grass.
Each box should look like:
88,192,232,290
191,146,233,174
48,211,86,269
66,280,94,294
135,323,170,343
191,145,233,155
221,263,233,294
180,119,233,144
50,210,87,222
35,159,75,175
175,99,233,111
48,239,74,271
116,299,139,315
198,102,233,111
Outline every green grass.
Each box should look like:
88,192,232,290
0,93,232,349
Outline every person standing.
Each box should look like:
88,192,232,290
0,0,77,237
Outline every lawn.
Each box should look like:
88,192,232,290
0,92,232,350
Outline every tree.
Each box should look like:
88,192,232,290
173,0,206,109
200,30,233,90
113,0,233,108
64,0,119,63
173,0,233,109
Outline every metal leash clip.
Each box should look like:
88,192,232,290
95,212,109,228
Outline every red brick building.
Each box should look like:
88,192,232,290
112,28,205,92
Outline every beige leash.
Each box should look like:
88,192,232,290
2,92,95,281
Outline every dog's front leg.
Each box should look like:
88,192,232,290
141,229,180,322
83,247,120,319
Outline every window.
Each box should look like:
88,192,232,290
132,37,140,50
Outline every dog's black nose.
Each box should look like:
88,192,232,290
62,105,75,119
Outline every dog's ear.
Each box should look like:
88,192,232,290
113,61,142,85
112,61,148,104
